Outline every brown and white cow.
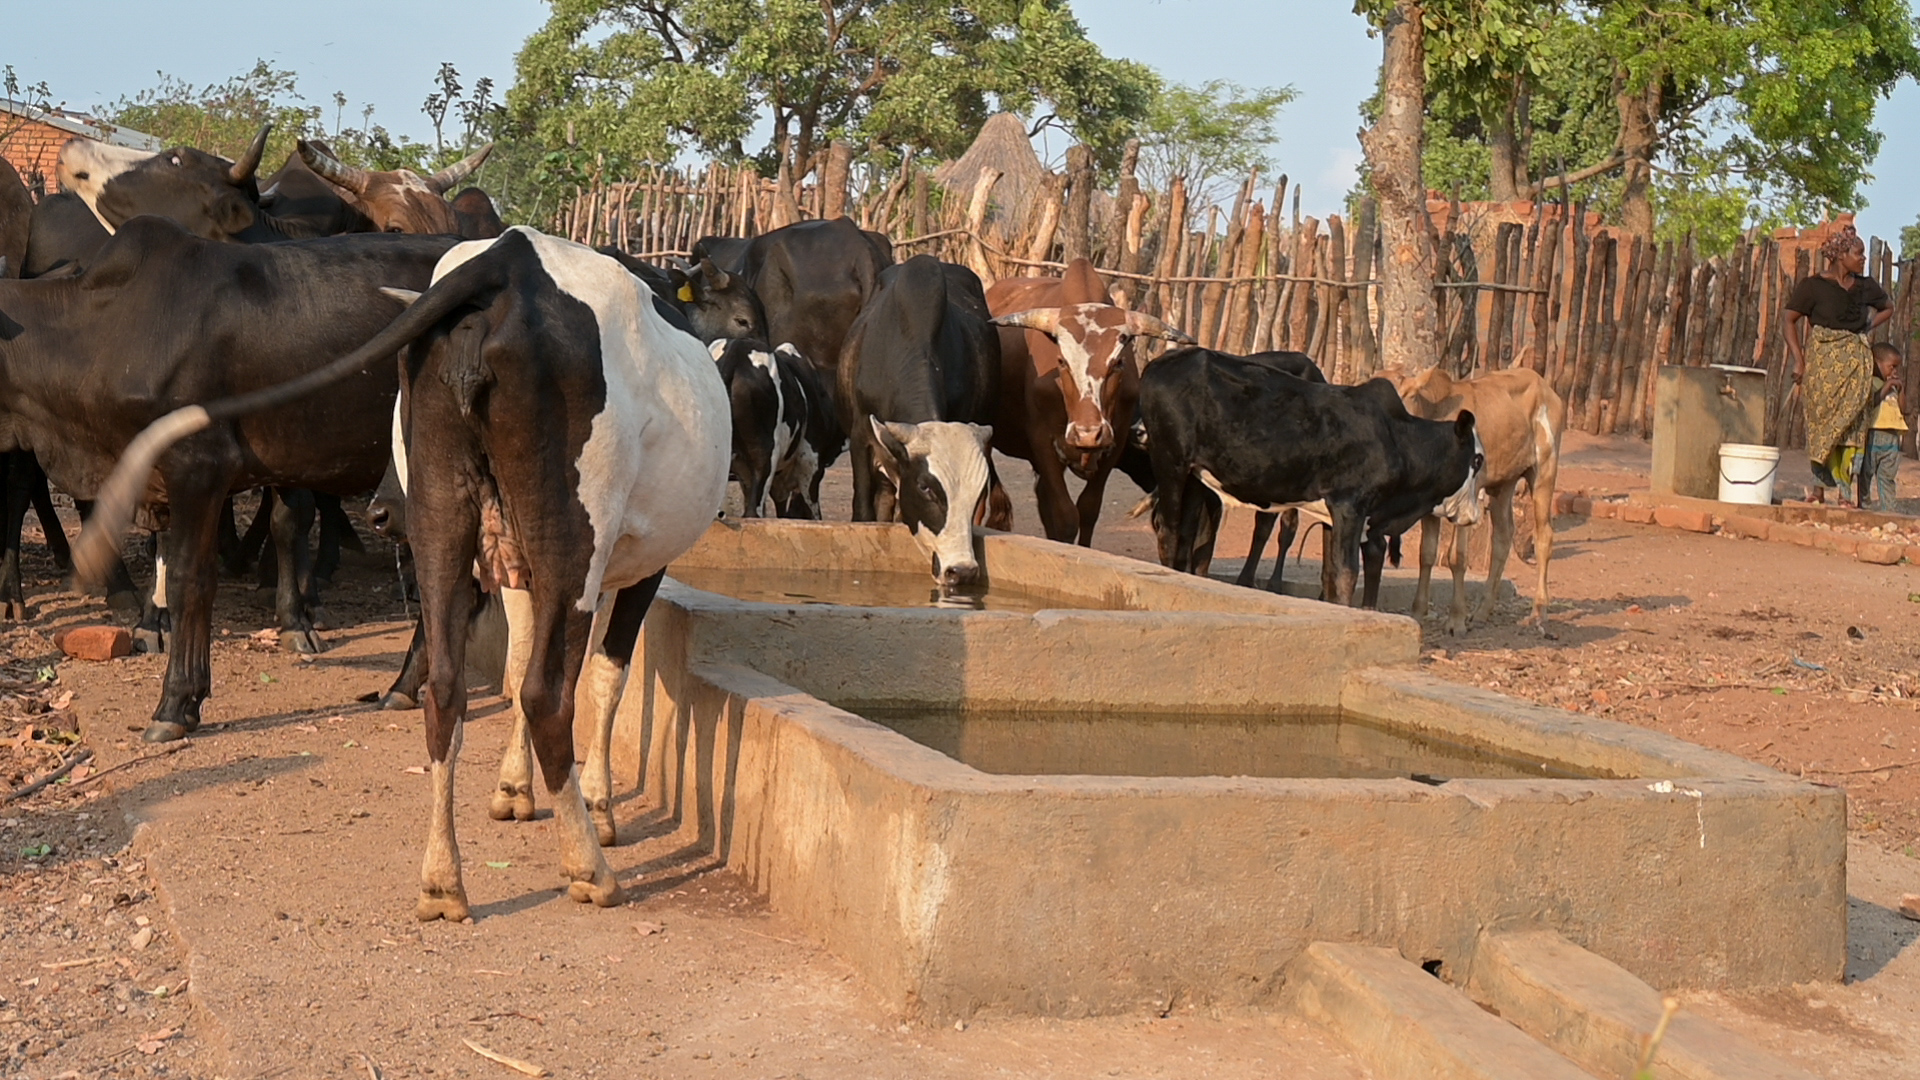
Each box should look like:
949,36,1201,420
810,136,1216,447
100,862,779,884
987,258,1190,544
1394,366,1564,634
298,140,498,236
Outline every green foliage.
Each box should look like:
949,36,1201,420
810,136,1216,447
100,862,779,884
1900,213,1920,261
508,0,1156,180
103,60,322,170
1136,80,1296,207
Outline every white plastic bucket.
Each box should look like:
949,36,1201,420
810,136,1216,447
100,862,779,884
1718,442,1780,505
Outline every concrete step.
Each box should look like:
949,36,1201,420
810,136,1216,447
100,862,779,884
1466,929,1819,1080
1285,942,1598,1080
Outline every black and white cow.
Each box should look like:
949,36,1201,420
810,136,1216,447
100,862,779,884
710,338,839,518
77,227,729,919
1137,347,1485,608
839,254,1001,589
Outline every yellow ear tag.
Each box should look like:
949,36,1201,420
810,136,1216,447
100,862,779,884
677,284,694,303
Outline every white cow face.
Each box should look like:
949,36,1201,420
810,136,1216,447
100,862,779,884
1438,414,1487,526
869,418,993,590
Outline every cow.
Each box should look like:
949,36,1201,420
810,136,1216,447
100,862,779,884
1137,348,1486,608
60,125,320,244
0,155,28,272
986,258,1192,545
298,141,498,237
1392,366,1564,634
4,218,458,740
700,217,894,381
20,192,108,278
839,254,1001,589
75,226,730,920
597,248,766,344
255,140,378,236
711,339,838,517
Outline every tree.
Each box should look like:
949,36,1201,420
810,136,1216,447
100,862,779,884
1358,0,1444,373
104,60,322,171
507,0,1156,180
1135,80,1296,208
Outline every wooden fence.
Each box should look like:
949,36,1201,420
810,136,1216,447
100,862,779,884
556,156,1919,451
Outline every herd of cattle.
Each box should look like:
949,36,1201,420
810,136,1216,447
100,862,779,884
0,124,1568,918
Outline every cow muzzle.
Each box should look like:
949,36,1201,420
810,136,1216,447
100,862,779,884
934,554,981,591
1064,420,1114,452
366,497,406,542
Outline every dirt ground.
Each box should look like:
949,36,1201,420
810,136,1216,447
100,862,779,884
2,435,1919,1078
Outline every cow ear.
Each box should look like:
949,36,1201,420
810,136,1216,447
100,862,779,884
708,339,728,362
668,266,694,304
215,196,255,239
968,423,994,448
870,417,912,465
1454,410,1477,441
775,342,802,361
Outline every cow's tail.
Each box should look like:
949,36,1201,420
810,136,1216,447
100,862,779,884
72,249,508,590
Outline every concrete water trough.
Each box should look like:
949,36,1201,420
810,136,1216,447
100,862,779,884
609,519,1844,1020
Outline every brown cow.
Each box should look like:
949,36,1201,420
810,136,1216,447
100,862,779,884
987,258,1190,543
298,141,496,236
1394,366,1564,634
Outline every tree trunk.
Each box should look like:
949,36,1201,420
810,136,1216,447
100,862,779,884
1061,144,1096,264
1617,73,1659,241
1361,1,1442,372
822,140,853,220
1488,94,1521,202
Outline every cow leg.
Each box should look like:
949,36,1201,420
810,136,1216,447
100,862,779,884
1028,454,1079,543
314,493,350,586
1263,509,1300,594
1444,519,1472,636
1360,534,1389,610
0,453,30,620
26,461,71,573
270,487,325,654
489,588,538,823
1322,506,1363,607
145,481,227,742
71,498,142,612
1411,516,1441,620
1189,491,1222,577
132,533,171,655
850,432,879,522
239,488,274,578
1525,466,1558,631
984,461,1014,532
522,591,622,909
1238,511,1278,588
217,498,245,577
580,570,665,847
1471,483,1518,631
412,461,481,922
1071,464,1112,547
382,618,429,710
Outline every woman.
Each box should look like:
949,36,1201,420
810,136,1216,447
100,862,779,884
1783,224,1893,498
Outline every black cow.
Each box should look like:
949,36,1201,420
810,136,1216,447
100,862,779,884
6,218,458,741
0,155,28,272
839,254,1001,588
711,339,839,517
597,248,765,343
698,217,893,380
21,193,108,278
1137,348,1486,608
78,227,730,919
256,141,377,236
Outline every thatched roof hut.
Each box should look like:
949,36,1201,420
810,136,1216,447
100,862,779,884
935,112,1048,226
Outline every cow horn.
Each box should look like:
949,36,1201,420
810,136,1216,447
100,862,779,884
1123,311,1194,344
228,123,271,185
427,143,494,194
300,139,371,195
696,256,730,291
991,307,1062,334
380,288,422,307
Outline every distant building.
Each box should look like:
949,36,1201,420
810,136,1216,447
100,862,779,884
0,99,162,198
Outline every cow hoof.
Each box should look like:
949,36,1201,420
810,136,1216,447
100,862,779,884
0,600,24,622
281,629,325,655
309,607,335,631
104,589,143,614
142,721,192,743
567,875,625,907
415,888,470,923
593,812,617,848
1444,619,1468,638
132,628,167,655
489,785,536,822
379,691,418,711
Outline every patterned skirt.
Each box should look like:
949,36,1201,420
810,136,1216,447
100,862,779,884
1803,327,1873,469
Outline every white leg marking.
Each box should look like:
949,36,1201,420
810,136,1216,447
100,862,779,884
489,588,537,822
417,722,468,922
553,766,623,906
152,552,169,610
577,649,626,847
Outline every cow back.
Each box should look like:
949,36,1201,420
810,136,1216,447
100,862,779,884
745,218,893,375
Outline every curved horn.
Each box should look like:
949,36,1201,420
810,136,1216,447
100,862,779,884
228,122,271,184
299,139,371,195
991,307,1062,334
1122,311,1194,344
427,143,494,194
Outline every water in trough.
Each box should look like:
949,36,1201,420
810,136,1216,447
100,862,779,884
841,705,1614,782
666,567,1119,613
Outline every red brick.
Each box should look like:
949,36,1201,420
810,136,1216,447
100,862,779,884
58,625,131,662
1552,492,1576,515
1774,523,1818,547
1811,531,1859,556
1858,542,1906,566
1618,504,1656,524
1908,545,1920,565
1721,516,1771,540
1568,496,1594,517
1652,506,1714,533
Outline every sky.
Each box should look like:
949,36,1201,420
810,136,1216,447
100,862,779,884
5,0,1919,241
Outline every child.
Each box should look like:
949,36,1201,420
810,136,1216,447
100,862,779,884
1866,342,1910,512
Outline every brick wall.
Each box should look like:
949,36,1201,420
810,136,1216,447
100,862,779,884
0,118,73,197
